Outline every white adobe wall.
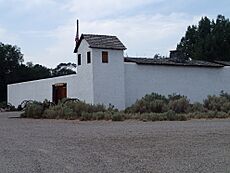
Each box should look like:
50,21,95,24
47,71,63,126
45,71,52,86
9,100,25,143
125,63,230,107
8,40,94,107
92,49,125,110
76,39,94,103
8,74,78,107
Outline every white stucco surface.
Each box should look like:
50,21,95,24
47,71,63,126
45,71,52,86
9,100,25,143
8,40,95,107
76,39,94,103
92,49,125,110
125,63,230,107
7,39,126,109
8,74,78,107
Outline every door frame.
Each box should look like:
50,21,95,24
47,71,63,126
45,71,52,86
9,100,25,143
52,83,67,104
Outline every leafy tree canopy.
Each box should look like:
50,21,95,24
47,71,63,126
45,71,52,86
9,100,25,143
177,15,230,61
52,62,76,77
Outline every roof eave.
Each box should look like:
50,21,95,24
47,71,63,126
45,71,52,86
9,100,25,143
135,62,224,68
73,34,85,53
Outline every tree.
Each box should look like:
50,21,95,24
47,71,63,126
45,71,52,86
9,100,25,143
11,63,52,84
177,15,230,61
0,43,24,102
52,63,76,77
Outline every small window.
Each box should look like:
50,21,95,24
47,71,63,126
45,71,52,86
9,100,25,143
102,51,108,63
87,51,91,64
78,54,81,65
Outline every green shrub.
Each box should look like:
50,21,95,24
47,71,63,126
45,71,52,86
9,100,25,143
203,95,230,112
190,102,206,112
42,109,57,119
126,93,190,114
165,110,177,121
124,113,140,120
111,112,124,121
80,112,93,121
169,97,190,113
220,102,230,113
143,93,168,103
139,111,187,121
220,90,230,101
42,104,75,119
140,113,164,121
0,101,7,108
125,93,168,113
104,112,113,121
149,100,168,113
187,111,230,119
22,101,44,118
92,112,105,120
168,93,184,101
215,111,229,119
140,113,151,121
175,114,188,121
0,102,16,111
204,95,228,111
21,92,230,121
64,101,106,116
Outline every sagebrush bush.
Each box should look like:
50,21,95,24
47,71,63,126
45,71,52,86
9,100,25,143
140,111,187,121
0,101,16,111
220,90,230,101
144,93,168,103
92,112,105,120
187,111,230,119
149,100,168,113
168,93,184,101
42,108,57,119
169,97,190,113
22,101,44,118
21,92,230,121
126,93,189,114
203,95,230,112
64,101,106,116
165,110,177,121
125,93,168,113
190,102,206,112
0,101,7,108
220,102,230,113
42,104,75,119
111,112,124,121
140,113,163,121
80,112,93,121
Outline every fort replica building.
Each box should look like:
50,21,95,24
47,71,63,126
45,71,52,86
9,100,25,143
8,24,230,110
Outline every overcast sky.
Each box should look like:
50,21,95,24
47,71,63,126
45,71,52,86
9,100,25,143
0,0,229,67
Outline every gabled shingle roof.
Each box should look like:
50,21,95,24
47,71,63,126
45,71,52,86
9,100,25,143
124,57,224,68
74,34,126,53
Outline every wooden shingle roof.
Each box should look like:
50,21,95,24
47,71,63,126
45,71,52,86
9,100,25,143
124,57,224,68
74,34,126,53
213,60,230,66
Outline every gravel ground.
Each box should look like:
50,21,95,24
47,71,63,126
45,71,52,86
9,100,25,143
0,112,230,173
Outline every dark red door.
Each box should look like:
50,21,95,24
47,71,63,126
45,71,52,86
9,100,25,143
52,83,67,104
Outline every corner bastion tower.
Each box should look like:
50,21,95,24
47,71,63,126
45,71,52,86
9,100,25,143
73,20,127,109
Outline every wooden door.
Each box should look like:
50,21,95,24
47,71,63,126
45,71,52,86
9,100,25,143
52,83,67,104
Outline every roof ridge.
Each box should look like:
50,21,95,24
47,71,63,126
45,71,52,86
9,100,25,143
82,33,117,37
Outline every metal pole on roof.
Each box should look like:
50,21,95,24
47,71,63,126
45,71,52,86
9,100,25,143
75,19,79,43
